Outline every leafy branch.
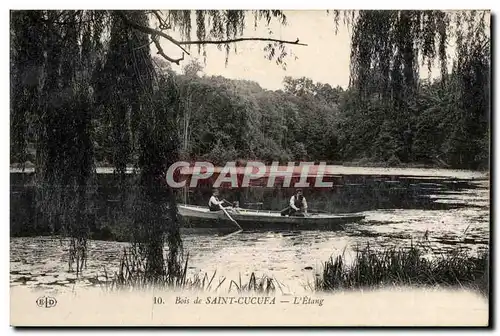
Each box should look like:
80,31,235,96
115,10,306,65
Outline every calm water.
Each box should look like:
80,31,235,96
10,166,489,293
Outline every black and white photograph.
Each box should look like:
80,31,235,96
8,8,491,327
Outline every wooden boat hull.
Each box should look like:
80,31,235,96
177,204,365,231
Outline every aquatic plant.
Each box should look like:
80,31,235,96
99,241,488,297
315,244,489,296
101,246,279,295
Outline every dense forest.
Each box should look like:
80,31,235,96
90,55,489,170
13,47,490,171
10,10,490,281
13,56,490,170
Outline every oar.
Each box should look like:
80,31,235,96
219,205,243,238
220,229,242,239
220,206,242,230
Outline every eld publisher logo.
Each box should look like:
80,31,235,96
36,296,57,308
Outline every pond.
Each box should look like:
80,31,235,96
10,166,489,294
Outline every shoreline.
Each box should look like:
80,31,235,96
9,163,489,179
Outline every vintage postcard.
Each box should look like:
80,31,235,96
9,9,490,327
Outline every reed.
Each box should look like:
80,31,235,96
100,246,279,294
100,242,488,296
315,244,489,296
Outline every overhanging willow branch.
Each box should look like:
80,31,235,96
114,10,307,64
152,36,184,65
178,37,307,46
115,11,190,55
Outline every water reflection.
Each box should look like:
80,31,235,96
10,168,489,293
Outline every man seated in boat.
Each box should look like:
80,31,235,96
281,189,308,217
208,189,234,211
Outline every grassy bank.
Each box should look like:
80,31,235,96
316,245,489,296
101,247,279,294
100,244,489,296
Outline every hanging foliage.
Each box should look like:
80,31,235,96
331,10,490,167
10,9,303,280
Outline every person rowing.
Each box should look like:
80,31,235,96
281,189,308,217
208,188,243,233
208,188,234,212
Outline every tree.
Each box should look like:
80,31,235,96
182,59,204,77
332,10,490,167
10,10,307,281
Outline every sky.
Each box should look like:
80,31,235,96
157,10,354,90
154,10,491,91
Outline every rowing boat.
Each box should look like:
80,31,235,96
177,204,365,231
